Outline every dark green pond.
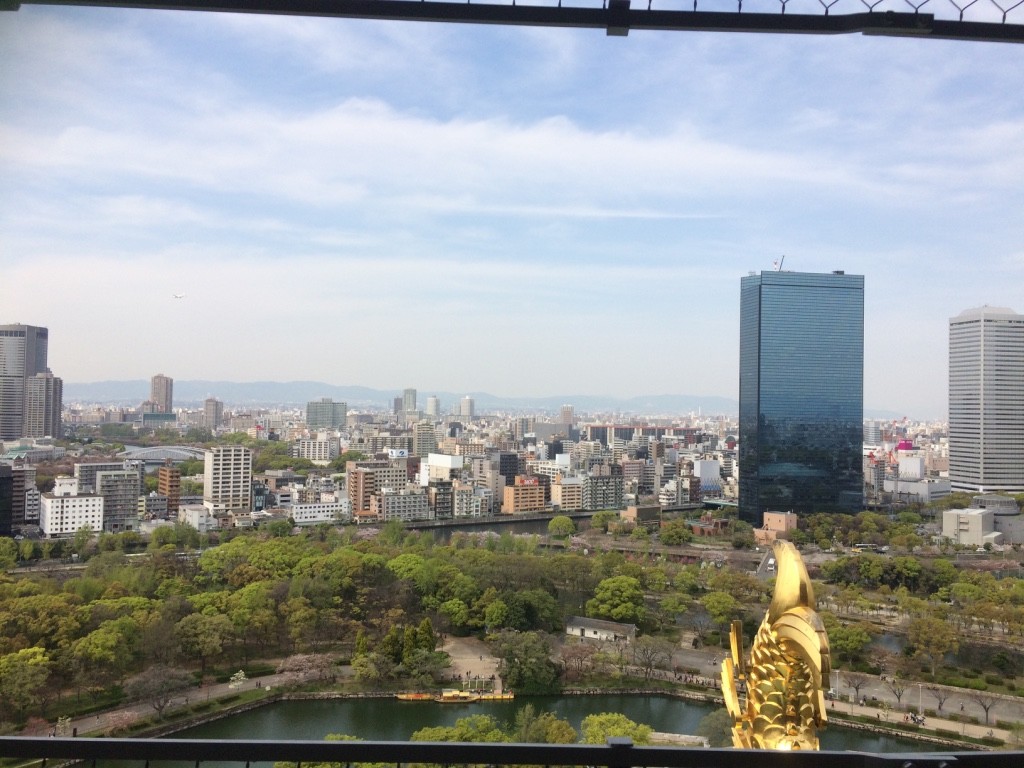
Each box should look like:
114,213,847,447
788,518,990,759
170,694,933,753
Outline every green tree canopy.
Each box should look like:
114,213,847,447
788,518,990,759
547,516,576,538
580,712,652,745
586,575,645,624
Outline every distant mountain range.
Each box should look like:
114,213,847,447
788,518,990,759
63,380,740,416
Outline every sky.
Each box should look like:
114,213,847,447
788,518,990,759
2,4,1023,420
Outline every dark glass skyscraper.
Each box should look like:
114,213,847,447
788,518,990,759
738,271,864,526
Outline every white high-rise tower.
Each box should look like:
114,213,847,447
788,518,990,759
949,306,1024,494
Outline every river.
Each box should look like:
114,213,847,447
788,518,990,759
165,694,933,758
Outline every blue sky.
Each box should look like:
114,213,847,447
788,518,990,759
2,5,1023,419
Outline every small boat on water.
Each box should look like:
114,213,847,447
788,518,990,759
478,691,514,701
395,692,435,701
435,689,481,703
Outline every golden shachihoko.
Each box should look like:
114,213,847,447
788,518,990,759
721,540,831,750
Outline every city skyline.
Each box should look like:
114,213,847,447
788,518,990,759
3,8,1023,420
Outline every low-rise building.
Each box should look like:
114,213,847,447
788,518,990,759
290,499,351,526
755,510,799,546
179,504,217,533
565,616,637,644
40,476,103,538
942,494,1024,546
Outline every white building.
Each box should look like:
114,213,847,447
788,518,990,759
290,499,351,526
941,494,1024,546
883,476,951,504
370,488,431,522
943,507,998,547
421,453,464,485
40,476,103,538
949,306,1024,494
203,445,253,516
292,438,339,464
179,504,217,533
460,396,475,420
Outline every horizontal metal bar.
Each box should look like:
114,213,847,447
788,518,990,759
0,737,1017,768
6,0,1024,44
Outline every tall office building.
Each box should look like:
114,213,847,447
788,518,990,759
403,388,417,414
0,324,50,440
150,374,173,414
738,270,864,525
23,371,62,439
460,396,475,421
949,306,1024,494
204,398,224,430
559,404,575,429
203,445,253,515
425,395,441,419
306,397,347,429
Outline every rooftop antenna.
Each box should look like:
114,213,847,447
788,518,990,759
771,255,786,271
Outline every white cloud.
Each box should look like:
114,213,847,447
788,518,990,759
3,8,1023,414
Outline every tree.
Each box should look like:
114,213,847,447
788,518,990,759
841,671,871,702
412,714,508,743
277,653,335,682
0,537,16,570
580,712,652,745
968,692,1000,725
907,615,958,676
586,576,645,624
882,677,908,706
351,652,396,684
547,516,576,538
658,518,693,545
560,640,599,680
696,709,733,747
589,511,619,533
631,636,673,681
0,647,50,719
925,685,952,712
175,612,233,676
511,704,577,743
490,630,560,694
699,591,742,643
123,664,194,718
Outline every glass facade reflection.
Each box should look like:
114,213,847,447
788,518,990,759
739,271,864,525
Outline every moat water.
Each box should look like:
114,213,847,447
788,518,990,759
159,694,932,763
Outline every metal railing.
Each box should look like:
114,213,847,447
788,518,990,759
3,0,1024,44
1,737,1023,768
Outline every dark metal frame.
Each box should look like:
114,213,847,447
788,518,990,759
3,0,1024,44
1,737,1023,768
